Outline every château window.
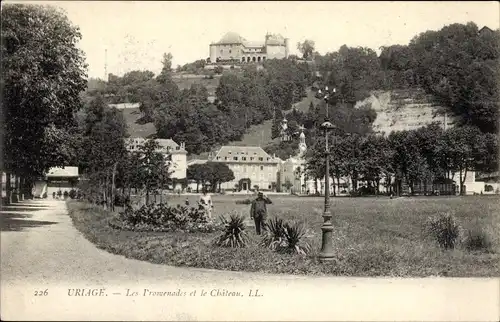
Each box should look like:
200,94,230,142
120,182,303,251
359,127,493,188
259,157,263,161
216,157,220,160
229,49,232,54
242,157,246,161
260,166,264,170
250,157,254,160
233,157,238,161
225,157,228,161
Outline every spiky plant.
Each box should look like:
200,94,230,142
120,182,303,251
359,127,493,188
213,214,249,248
260,217,287,250
281,222,312,255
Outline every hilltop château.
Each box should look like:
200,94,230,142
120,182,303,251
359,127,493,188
208,32,289,64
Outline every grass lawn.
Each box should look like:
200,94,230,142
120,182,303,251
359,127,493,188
67,195,500,277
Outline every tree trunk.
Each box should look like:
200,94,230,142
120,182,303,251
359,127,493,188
336,176,341,195
196,182,199,193
111,163,117,212
375,179,380,195
5,173,11,204
14,175,19,203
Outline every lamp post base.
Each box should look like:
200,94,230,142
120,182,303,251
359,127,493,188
318,212,335,262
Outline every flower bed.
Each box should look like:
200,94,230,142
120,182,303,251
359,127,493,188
109,203,223,233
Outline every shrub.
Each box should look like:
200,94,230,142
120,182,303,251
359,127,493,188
463,227,492,252
235,198,253,205
281,222,311,255
213,214,249,248
261,217,286,250
113,203,219,233
485,185,493,192
425,212,461,249
52,191,56,199
63,191,69,199
69,189,77,199
57,190,62,197
261,218,311,255
114,193,130,207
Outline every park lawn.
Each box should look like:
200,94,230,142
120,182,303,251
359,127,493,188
67,195,500,277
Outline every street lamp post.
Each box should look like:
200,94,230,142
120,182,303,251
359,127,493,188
318,86,336,262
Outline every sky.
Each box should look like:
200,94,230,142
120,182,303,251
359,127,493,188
7,1,499,79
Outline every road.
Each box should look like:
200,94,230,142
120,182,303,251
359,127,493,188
1,199,497,321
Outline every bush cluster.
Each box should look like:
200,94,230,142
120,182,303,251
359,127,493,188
261,217,311,255
425,212,493,252
112,203,222,233
235,199,253,205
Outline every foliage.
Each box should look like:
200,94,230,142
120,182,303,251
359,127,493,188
260,217,286,250
235,199,253,205
69,189,77,199
187,162,235,193
297,40,316,60
261,217,311,255
380,22,499,133
425,212,461,249
213,214,249,248
463,227,492,252
114,203,221,233
2,4,87,191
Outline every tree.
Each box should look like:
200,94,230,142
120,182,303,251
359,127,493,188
206,162,235,192
135,139,172,204
297,40,316,60
2,4,87,201
78,96,128,207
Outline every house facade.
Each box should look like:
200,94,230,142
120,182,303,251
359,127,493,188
209,146,281,191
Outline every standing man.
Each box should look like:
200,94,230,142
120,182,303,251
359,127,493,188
250,192,272,235
198,189,213,220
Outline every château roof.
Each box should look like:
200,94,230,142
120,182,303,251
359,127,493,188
46,166,79,178
216,32,245,44
212,146,280,163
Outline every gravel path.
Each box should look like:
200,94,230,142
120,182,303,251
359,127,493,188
1,199,497,321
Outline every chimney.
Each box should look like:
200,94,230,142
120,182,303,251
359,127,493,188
180,142,185,149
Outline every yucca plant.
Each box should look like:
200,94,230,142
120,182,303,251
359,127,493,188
260,217,287,250
425,212,461,250
281,222,312,255
213,214,249,248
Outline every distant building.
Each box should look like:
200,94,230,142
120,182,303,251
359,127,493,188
208,32,289,64
479,26,494,36
209,146,281,191
108,103,141,110
125,138,187,180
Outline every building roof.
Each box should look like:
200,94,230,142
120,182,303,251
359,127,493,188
244,40,264,48
216,32,245,44
125,138,187,154
108,103,141,109
479,26,494,35
212,146,280,163
187,159,208,166
46,166,79,178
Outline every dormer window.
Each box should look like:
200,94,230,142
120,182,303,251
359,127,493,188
216,156,220,160
259,157,263,161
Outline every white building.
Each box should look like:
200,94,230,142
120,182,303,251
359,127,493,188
208,32,289,64
125,138,187,180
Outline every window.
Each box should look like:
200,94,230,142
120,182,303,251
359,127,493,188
267,157,270,161
259,157,263,161
224,157,228,161
260,166,264,170
242,157,247,161
233,157,238,161
216,157,220,160
250,157,254,161
229,49,232,54
228,151,232,154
